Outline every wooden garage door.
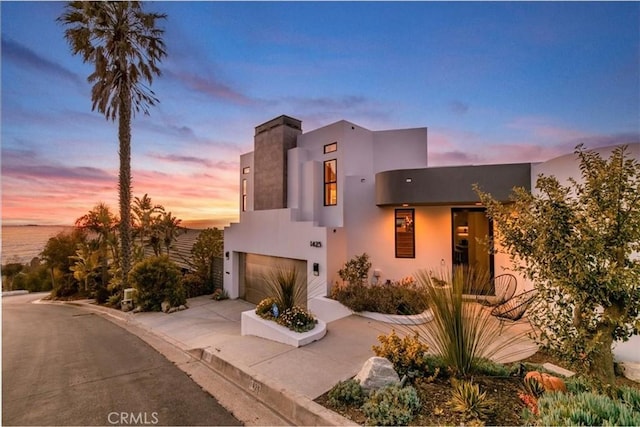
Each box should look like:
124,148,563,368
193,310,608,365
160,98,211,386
241,253,307,305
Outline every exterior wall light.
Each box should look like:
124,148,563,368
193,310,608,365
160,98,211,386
405,178,412,183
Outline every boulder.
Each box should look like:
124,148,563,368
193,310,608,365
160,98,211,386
161,301,171,313
620,362,640,383
354,357,400,391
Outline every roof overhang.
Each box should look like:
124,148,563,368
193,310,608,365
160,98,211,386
375,163,531,206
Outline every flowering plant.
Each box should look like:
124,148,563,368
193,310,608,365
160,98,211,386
256,297,279,320
277,305,317,333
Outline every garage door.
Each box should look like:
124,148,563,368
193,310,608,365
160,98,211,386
240,253,307,306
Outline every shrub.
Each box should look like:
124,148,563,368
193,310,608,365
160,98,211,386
373,330,431,379
472,358,510,377
277,306,317,333
450,379,491,420
617,385,640,412
181,272,210,298
129,256,185,311
362,384,421,426
211,288,229,301
536,390,640,426
328,379,365,408
338,253,371,286
332,281,427,315
564,375,595,394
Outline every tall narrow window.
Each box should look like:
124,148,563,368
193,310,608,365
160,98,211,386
395,209,415,258
324,159,337,206
242,179,247,211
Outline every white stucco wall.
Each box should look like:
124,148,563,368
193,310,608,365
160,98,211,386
223,208,330,299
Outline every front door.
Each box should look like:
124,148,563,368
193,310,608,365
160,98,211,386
451,208,494,294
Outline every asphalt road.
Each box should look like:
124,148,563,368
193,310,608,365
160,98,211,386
2,293,242,426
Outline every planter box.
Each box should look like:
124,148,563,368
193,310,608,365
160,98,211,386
241,310,327,348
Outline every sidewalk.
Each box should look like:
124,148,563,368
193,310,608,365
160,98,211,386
65,295,539,425
80,295,538,399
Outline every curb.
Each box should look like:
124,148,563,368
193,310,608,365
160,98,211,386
56,299,357,426
2,290,30,297
194,347,358,426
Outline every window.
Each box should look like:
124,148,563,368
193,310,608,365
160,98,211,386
242,179,247,211
242,166,250,174
395,209,415,258
324,142,337,154
324,159,337,206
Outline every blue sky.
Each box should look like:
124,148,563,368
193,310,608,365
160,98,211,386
2,1,639,227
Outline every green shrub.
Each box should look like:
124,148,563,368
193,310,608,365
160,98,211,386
338,253,371,286
373,330,432,379
472,358,510,377
13,263,54,293
537,391,640,426
564,375,596,394
450,379,491,420
332,282,427,315
277,306,317,332
181,272,211,298
362,384,421,426
328,379,365,408
129,256,185,311
617,385,640,412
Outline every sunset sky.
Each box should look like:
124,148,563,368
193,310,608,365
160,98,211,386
2,1,638,228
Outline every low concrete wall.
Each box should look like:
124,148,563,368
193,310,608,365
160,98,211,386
241,310,327,347
308,296,353,323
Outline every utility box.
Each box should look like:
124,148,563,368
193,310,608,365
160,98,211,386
121,288,136,312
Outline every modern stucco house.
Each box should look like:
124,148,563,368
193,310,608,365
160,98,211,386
223,115,639,306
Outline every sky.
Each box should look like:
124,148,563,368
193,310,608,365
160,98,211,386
2,1,639,228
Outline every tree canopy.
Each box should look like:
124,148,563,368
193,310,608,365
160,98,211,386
475,144,640,386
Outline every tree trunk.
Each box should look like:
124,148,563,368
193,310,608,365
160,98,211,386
586,304,621,387
119,84,132,288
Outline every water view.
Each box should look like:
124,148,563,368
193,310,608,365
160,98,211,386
1,225,73,265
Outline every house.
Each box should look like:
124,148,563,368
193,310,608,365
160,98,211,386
223,115,639,306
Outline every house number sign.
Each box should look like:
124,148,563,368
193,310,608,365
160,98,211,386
310,241,322,248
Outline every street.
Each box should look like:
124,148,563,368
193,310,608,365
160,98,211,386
2,293,241,426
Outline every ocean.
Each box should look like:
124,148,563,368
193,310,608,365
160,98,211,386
1,225,73,265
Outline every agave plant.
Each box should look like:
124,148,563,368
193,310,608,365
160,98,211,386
412,266,527,376
262,265,308,310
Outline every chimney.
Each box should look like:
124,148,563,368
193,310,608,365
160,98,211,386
253,115,302,210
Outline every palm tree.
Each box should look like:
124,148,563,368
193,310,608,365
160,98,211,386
75,203,118,295
133,193,164,248
159,211,183,256
58,1,167,287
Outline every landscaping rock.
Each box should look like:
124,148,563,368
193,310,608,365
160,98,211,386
620,362,640,382
178,304,187,311
161,301,171,313
168,307,178,314
542,362,575,378
355,357,400,391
